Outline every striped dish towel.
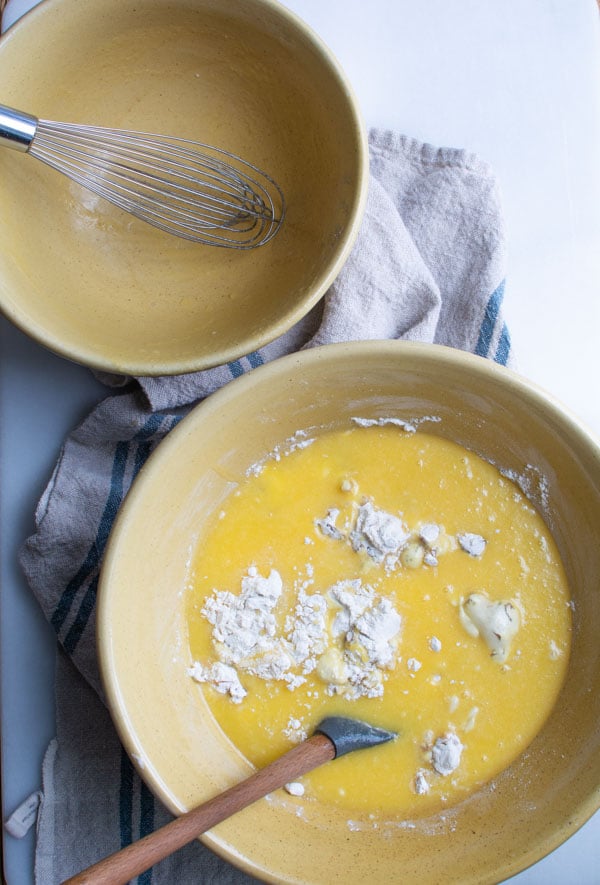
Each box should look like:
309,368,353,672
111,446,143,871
16,129,511,884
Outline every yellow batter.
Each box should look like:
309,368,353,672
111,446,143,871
187,424,571,818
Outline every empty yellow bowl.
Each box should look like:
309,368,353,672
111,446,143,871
0,0,367,374
98,341,600,884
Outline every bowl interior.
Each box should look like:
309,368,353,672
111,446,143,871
0,0,366,374
98,342,600,884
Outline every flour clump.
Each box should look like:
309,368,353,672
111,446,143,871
328,579,402,698
457,532,487,557
201,568,284,665
350,502,410,561
188,661,247,704
431,732,464,776
191,569,402,703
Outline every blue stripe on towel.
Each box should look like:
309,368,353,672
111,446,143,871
118,752,156,884
49,546,101,634
51,440,129,633
62,574,99,655
247,350,264,368
62,435,130,651
62,433,162,654
230,353,264,377
51,414,166,642
474,280,505,358
131,413,168,447
133,440,153,478
494,322,511,366
138,783,155,884
119,747,134,849
167,415,184,432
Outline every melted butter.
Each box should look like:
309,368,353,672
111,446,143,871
187,426,571,818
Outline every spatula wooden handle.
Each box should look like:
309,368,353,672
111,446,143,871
61,733,335,885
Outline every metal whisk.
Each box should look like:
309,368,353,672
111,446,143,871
0,104,285,249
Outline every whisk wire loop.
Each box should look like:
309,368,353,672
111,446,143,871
0,105,285,248
33,136,260,230
38,127,270,214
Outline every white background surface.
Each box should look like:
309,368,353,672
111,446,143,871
1,0,600,882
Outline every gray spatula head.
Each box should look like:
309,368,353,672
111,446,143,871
315,716,397,758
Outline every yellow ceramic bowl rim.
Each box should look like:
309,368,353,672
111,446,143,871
0,0,369,376
98,341,600,883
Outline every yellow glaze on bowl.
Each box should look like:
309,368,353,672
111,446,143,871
0,0,367,374
98,342,600,885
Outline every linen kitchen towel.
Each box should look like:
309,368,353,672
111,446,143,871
16,129,511,884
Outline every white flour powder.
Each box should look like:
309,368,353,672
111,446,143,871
190,569,402,703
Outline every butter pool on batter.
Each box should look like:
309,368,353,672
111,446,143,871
186,424,571,818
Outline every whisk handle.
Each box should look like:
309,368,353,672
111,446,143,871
0,104,38,152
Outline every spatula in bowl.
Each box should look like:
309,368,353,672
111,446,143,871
62,716,396,885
